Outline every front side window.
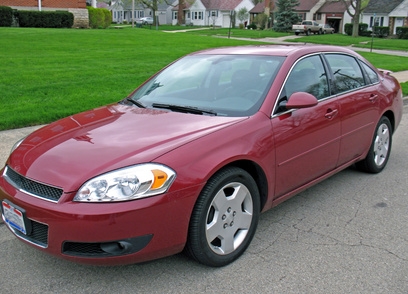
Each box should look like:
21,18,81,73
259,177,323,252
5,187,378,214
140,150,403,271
325,54,365,94
284,55,329,100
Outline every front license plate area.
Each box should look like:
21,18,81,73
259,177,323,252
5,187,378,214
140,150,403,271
2,200,31,235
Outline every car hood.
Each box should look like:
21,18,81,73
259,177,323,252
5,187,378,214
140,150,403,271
8,104,246,192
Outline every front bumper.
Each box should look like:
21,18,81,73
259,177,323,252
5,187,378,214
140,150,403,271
0,173,200,265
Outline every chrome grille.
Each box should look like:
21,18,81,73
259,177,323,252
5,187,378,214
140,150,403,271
4,166,63,202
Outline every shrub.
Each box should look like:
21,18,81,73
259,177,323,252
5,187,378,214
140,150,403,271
247,22,257,30
87,7,111,29
254,14,268,30
345,23,372,36
16,10,73,28
0,6,13,27
373,26,389,38
396,26,408,39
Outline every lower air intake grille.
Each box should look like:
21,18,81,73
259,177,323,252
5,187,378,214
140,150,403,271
14,219,48,247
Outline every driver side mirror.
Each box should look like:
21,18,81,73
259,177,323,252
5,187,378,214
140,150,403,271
285,92,318,109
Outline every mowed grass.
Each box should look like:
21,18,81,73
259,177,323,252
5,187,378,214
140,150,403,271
1,27,407,130
0,27,265,130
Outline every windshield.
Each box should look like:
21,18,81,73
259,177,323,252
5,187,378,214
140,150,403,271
129,54,284,117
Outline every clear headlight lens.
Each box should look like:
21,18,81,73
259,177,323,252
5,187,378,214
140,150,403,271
74,164,176,202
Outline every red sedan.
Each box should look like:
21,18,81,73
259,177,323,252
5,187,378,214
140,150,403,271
0,45,403,267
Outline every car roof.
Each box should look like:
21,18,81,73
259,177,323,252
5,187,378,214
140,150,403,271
190,45,358,59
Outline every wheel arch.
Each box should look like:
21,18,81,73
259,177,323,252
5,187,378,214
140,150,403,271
222,160,269,211
382,110,395,134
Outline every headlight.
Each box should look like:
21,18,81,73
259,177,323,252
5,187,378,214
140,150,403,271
74,164,176,202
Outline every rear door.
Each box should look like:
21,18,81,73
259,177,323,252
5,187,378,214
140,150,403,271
323,53,380,165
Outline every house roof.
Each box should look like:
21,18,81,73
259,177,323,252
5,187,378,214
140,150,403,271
296,0,320,11
177,0,245,10
250,2,265,13
364,0,405,14
318,0,348,13
249,0,276,13
202,0,245,10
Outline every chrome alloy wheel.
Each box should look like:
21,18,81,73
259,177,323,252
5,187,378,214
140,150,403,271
373,122,390,167
205,182,254,255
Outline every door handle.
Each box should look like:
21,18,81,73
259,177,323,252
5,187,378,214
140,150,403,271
325,109,338,119
369,94,379,103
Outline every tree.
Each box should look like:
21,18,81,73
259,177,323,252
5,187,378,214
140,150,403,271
274,0,300,32
341,0,369,37
177,0,185,25
237,7,249,27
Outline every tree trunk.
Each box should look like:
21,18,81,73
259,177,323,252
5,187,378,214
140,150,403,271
178,0,185,25
352,0,361,37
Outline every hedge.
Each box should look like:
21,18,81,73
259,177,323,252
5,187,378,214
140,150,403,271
87,7,111,29
0,6,13,26
345,23,373,37
373,26,389,38
396,26,408,39
16,10,73,28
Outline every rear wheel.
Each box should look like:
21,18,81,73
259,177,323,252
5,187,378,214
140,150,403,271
185,167,260,267
357,116,392,173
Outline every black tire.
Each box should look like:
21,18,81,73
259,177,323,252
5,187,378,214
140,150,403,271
356,116,392,173
185,167,260,267
295,32,299,35
306,29,310,36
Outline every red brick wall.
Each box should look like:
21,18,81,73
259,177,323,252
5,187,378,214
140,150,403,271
0,0,86,9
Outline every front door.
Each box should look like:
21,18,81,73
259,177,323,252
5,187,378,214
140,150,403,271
272,54,341,198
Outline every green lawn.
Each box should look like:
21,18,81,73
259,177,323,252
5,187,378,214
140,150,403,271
1,27,407,130
0,27,265,130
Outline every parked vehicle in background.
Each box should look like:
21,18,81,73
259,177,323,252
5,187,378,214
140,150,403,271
140,17,153,25
320,24,335,34
0,45,403,268
292,20,322,35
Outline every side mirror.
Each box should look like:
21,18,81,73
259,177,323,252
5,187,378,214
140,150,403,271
285,92,318,109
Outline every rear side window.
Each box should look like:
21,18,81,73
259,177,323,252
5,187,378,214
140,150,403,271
324,54,365,94
360,62,379,84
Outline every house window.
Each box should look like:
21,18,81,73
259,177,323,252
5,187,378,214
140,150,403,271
174,12,178,20
193,12,203,20
370,16,384,27
187,12,190,18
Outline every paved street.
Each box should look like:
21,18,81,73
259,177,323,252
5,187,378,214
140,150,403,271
0,107,407,294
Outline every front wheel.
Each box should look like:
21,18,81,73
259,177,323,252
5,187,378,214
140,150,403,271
185,167,260,267
356,116,392,173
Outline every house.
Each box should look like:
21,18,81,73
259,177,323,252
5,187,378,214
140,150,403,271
316,0,349,33
249,0,276,28
172,0,255,28
110,0,171,25
293,0,349,33
0,0,89,28
362,0,408,35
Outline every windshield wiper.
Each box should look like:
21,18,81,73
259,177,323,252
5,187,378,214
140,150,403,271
152,103,217,116
125,98,146,108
